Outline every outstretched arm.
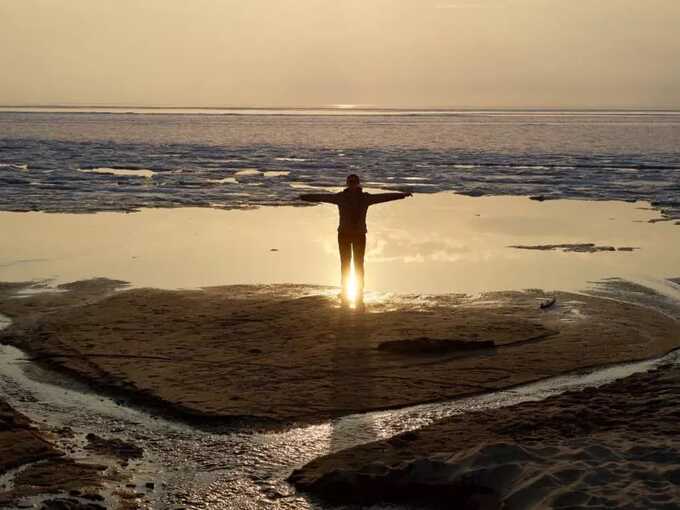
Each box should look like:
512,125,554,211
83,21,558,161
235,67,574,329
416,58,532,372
367,191,412,205
299,193,340,204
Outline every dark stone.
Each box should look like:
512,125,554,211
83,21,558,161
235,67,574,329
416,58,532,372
41,498,106,510
378,337,495,356
540,297,556,310
289,460,500,509
81,493,105,502
84,433,143,460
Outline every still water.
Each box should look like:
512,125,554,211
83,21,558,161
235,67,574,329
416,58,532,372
1,192,679,295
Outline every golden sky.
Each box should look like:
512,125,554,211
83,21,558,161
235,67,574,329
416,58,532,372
1,0,679,108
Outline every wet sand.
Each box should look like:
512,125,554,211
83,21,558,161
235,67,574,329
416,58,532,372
1,279,679,429
290,364,680,509
0,399,60,474
0,396,147,508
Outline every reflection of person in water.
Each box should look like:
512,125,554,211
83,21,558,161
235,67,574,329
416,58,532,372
300,174,412,308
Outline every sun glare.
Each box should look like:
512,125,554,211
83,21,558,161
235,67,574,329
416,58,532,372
346,266,358,306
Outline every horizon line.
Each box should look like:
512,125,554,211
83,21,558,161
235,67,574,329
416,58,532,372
2,104,680,112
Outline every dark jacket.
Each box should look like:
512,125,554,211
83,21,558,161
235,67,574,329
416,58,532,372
300,188,407,234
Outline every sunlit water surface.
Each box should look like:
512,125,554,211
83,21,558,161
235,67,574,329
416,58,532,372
1,192,680,295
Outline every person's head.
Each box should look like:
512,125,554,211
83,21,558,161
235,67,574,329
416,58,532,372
346,174,361,190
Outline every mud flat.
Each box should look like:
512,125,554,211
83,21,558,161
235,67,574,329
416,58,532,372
1,278,679,429
290,363,680,509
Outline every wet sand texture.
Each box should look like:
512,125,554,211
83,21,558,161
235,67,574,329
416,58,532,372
1,279,679,426
290,366,680,509
0,399,60,472
0,398,113,508
1,458,109,507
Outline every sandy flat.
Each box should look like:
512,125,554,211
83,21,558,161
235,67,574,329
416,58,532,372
1,279,679,427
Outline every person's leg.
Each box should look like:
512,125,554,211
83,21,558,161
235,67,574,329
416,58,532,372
338,233,352,303
352,234,366,304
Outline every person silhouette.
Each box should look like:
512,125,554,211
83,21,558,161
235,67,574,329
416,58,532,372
300,174,412,308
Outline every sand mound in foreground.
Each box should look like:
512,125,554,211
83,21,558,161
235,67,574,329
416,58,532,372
1,279,679,426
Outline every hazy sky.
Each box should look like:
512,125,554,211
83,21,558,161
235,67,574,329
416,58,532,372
2,0,679,108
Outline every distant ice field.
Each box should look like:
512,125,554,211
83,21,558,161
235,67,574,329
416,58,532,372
1,110,679,217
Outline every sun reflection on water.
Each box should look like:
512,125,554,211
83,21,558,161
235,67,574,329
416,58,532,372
346,266,358,307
